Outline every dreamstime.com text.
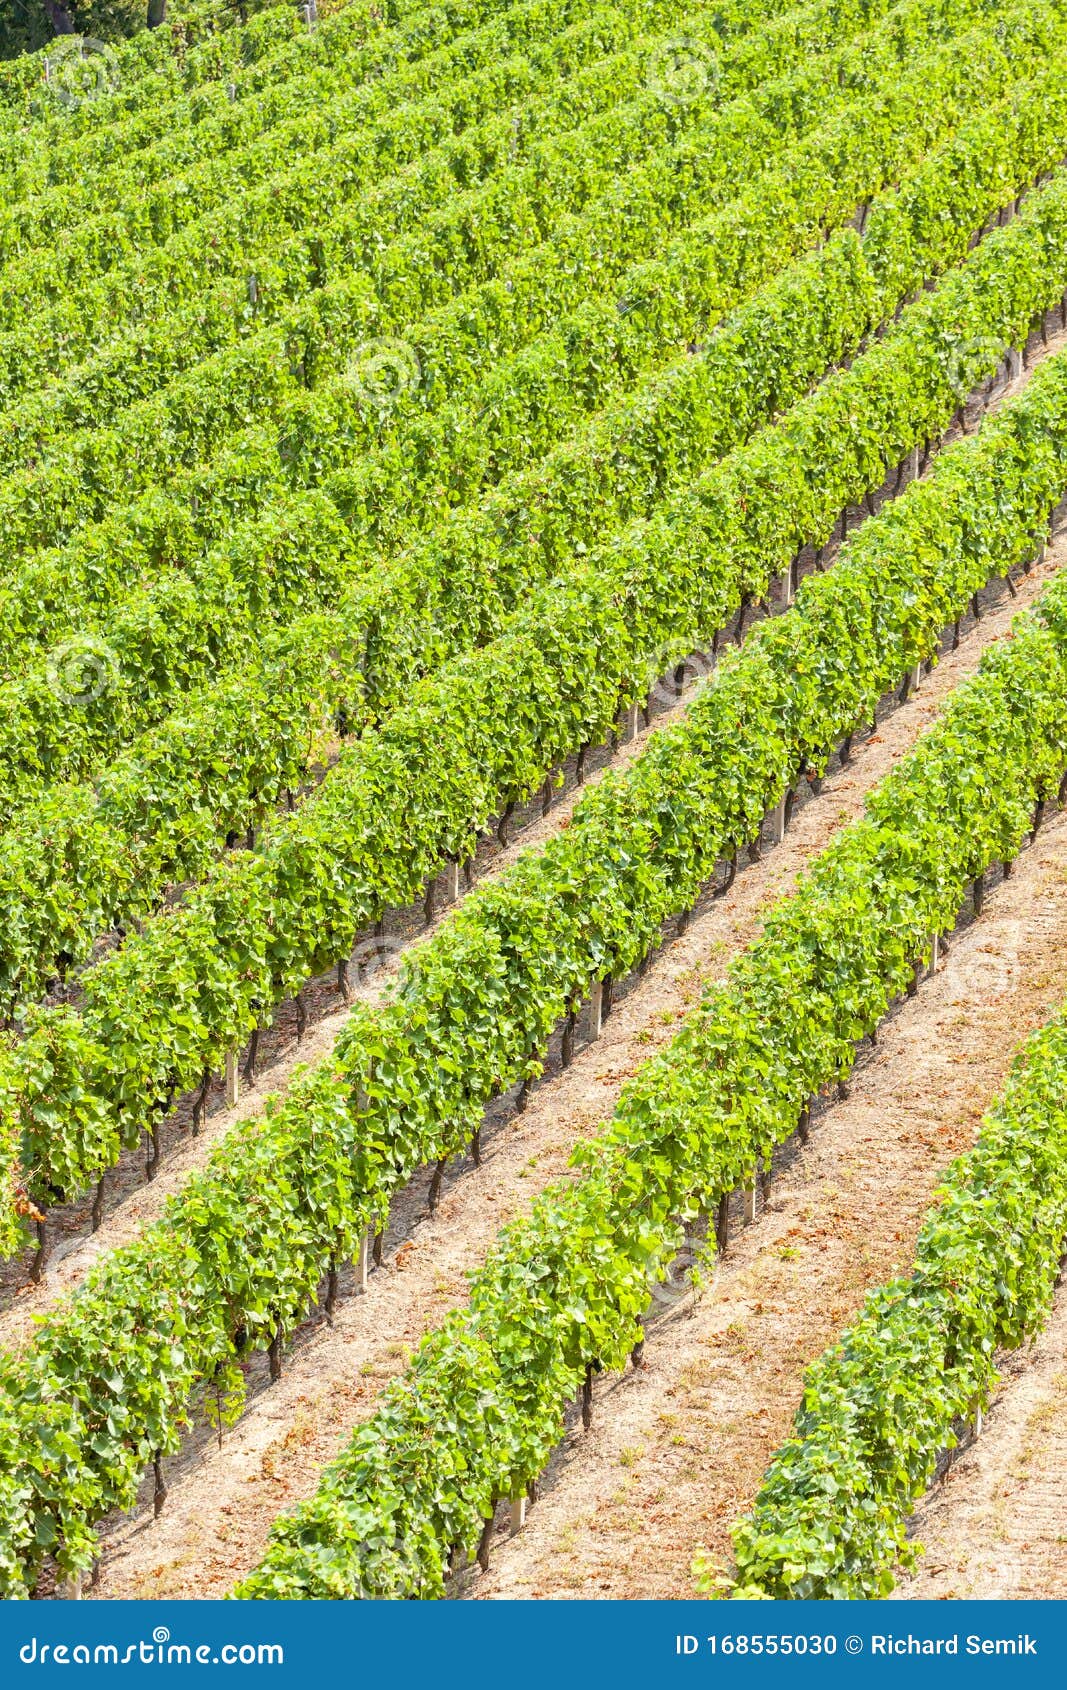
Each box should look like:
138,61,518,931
18,1626,284,1668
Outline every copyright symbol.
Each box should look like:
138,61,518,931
845,1637,863,1655
345,337,421,415
646,36,719,105
348,933,406,989
44,36,120,110
45,636,118,706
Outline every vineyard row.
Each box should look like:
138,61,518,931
5,129,1067,1231
0,0,839,417
0,331,1064,1594
2,47,1049,1016
0,0,977,528
240,550,1067,1599
731,997,1067,1598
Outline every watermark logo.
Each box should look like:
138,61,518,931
43,37,120,112
648,1240,716,1309
948,907,1055,1005
646,36,720,106
639,638,719,720
345,338,421,416
45,636,118,708
943,334,1020,409
348,932,407,993
18,1626,283,1666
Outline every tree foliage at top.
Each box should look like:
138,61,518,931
0,0,196,60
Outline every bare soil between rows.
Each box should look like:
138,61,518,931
11,236,1063,1316
474,808,1067,1599
898,1287,1067,1600
89,535,1064,1599
13,294,1065,1345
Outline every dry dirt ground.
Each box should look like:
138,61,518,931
474,805,1067,1600
898,1289,1067,1600
14,239,1062,1323
91,538,1064,1600
6,299,1054,1600
0,673,681,1355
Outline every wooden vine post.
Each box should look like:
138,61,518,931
769,795,787,847
588,976,604,1040
355,1082,372,1291
715,1194,730,1254
153,1454,168,1518
581,1365,594,1430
